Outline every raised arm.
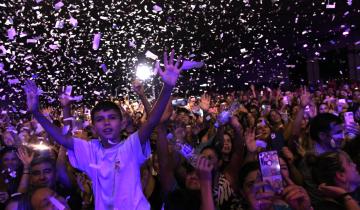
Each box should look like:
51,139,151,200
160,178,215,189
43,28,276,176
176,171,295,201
138,49,182,151
23,80,74,150
132,79,152,115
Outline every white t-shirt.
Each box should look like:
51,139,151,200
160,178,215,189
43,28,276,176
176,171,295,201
68,131,151,210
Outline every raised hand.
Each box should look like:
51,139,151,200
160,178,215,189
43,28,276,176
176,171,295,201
155,49,183,87
132,79,145,96
245,128,257,153
59,93,72,107
196,155,214,182
23,80,40,113
248,181,274,210
17,146,34,169
300,87,311,108
318,183,347,198
282,184,312,210
199,93,211,111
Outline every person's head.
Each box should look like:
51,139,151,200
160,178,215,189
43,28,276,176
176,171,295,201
2,131,19,147
184,166,200,190
31,187,70,210
30,157,56,189
308,151,360,190
200,145,220,170
221,132,233,155
318,103,329,114
309,113,343,148
175,107,191,125
238,161,260,197
1,147,21,171
5,194,32,210
255,118,271,140
91,101,123,142
19,130,31,143
267,110,282,125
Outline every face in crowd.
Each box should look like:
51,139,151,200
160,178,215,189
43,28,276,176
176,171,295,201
92,109,122,143
2,150,20,171
30,162,56,189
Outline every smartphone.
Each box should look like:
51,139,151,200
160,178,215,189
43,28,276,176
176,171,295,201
344,112,355,125
172,98,187,107
258,150,283,194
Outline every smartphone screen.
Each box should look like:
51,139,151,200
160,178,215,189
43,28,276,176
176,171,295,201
258,150,283,194
172,98,187,107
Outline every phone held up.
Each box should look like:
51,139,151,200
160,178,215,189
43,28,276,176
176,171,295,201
258,150,283,194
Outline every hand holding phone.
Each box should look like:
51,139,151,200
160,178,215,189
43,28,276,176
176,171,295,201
258,150,283,194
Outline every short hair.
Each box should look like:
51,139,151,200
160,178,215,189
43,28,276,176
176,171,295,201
306,151,345,186
238,161,259,189
200,145,222,160
176,107,191,115
91,101,122,122
30,157,56,171
309,113,342,142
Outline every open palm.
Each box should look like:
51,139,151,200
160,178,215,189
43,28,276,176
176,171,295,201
155,49,183,87
23,80,40,113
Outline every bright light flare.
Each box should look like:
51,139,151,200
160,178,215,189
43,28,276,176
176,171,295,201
136,64,152,81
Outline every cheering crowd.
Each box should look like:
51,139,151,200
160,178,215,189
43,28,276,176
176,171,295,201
0,50,360,210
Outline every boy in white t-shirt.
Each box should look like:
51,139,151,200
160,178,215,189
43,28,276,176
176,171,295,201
23,50,183,210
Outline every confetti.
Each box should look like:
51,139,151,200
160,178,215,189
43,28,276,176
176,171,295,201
181,61,205,70
152,5,162,13
7,28,16,40
145,51,158,60
54,1,64,10
92,33,101,50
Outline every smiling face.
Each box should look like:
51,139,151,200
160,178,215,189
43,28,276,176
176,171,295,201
92,109,122,144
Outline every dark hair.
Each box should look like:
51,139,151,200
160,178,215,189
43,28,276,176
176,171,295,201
0,146,18,159
306,151,345,186
200,145,222,161
164,189,200,210
176,107,191,115
238,161,259,189
30,157,56,171
91,101,122,122
309,113,342,142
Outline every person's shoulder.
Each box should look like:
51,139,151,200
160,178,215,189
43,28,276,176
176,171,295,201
73,137,101,149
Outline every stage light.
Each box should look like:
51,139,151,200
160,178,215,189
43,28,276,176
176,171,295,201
136,64,153,81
